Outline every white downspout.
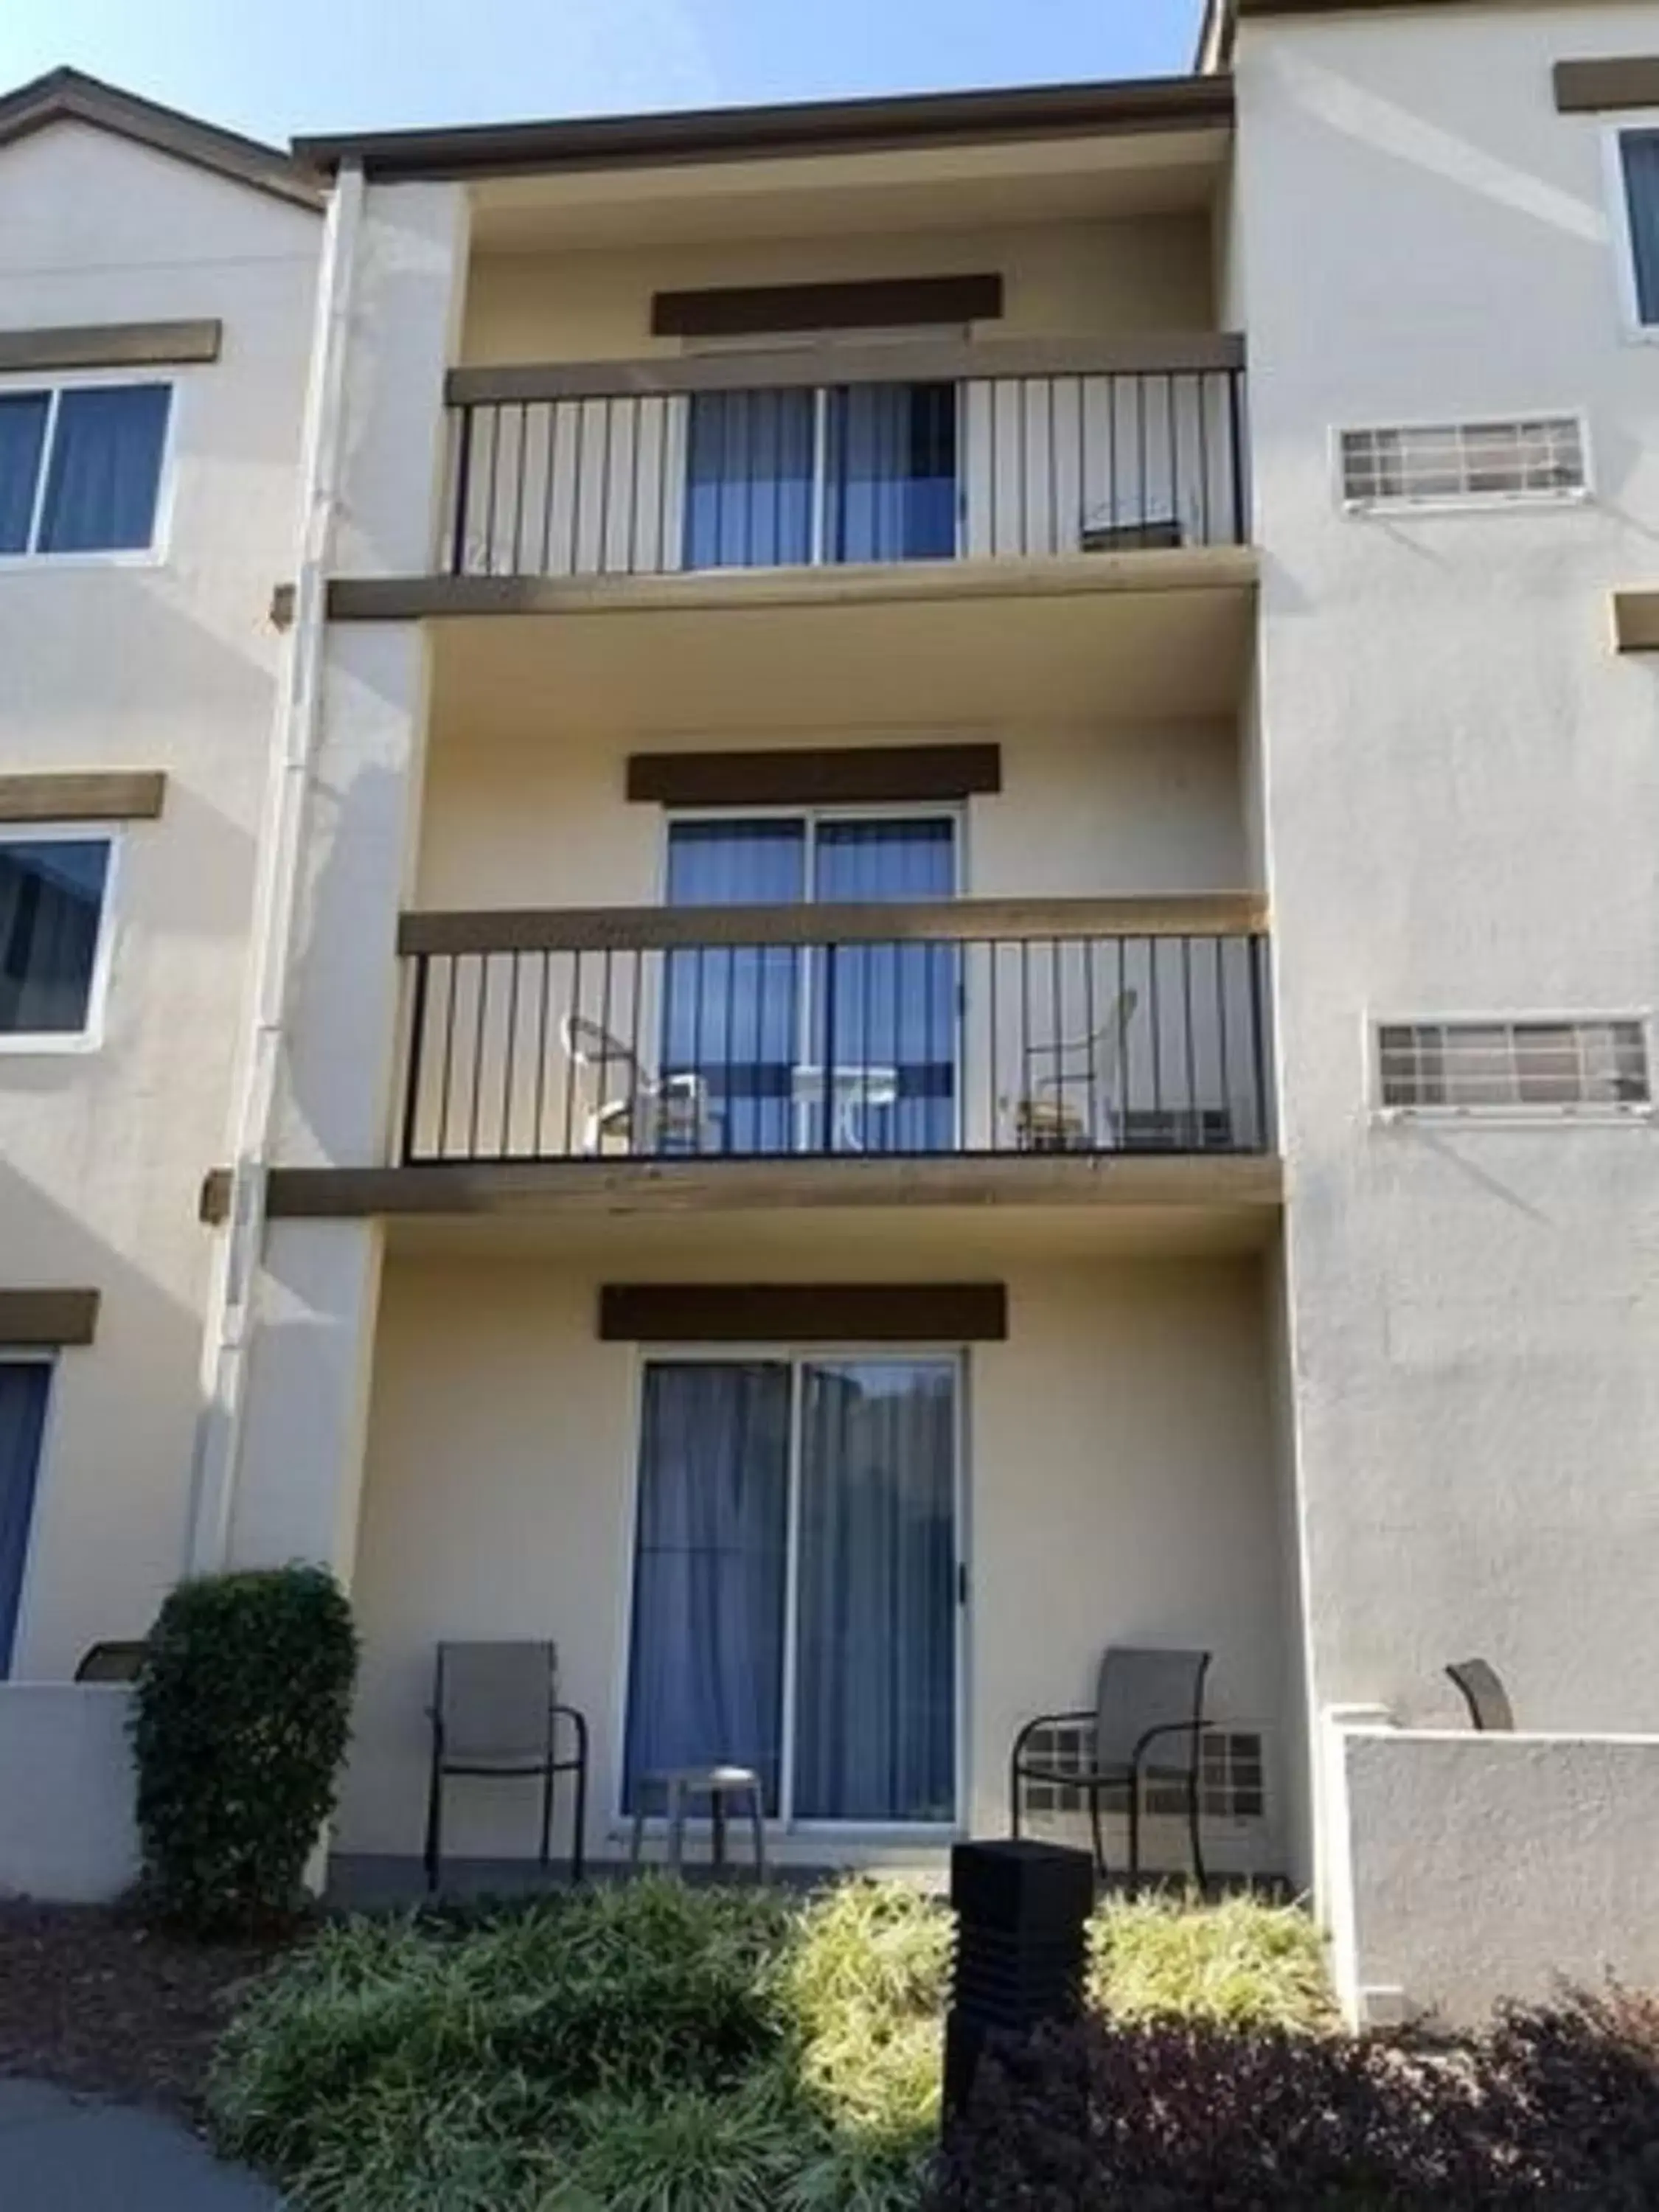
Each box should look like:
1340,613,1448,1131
185,159,366,1575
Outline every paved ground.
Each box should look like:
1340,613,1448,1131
0,2079,280,2209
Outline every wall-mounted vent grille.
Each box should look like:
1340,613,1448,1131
1018,1723,1267,1823
1377,1020,1650,1113
1340,418,1587,508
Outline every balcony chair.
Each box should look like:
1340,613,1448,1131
425,1641,590,1892
1446,1658,1514,1732
561,1014,720,1155
1006,988,1138,1152
1010,1645,1211,1889
74,1640,147,1683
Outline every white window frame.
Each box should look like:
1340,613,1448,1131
1603,115,1659,341
610,1343,971,1843
0,369,182,570
1367,1009,1656,1124
0,1349,57,1680
0,823,121,1056
1332,413,1594,517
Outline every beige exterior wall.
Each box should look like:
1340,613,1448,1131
461,215,1216,366
337,1247,1289,1870
415,717,1248,912
0,121,318,1672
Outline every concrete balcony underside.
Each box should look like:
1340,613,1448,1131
334,546,1258,734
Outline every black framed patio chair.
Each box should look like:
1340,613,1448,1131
1446,1658,1514,1733
74,1640,147,1682
1010,1646,1211,1888
424,1641,590,1891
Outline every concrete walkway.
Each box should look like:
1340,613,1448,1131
0,2079,280,2208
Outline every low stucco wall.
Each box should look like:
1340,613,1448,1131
1326,1721,1659,2027
0,1686,138,1904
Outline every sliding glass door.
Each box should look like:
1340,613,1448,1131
662,812,959,1155
623,1354,961,1828
684,383,958,571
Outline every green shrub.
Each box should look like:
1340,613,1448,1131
131,1565,358,1934
1088,1891,1335,2031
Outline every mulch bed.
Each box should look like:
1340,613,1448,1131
0,1904,299,2120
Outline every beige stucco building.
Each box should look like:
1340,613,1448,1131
8,1,1659,2023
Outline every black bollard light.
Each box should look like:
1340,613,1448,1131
942,1837,1096,2130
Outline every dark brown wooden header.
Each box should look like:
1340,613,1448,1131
0,1289,100,1347
1555,58,1659,112
0,321,220,375
627,744,1001,809
652,274,1003,339
599,1282,1007,1342
0,771,165,824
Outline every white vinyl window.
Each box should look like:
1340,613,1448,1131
1376,1018,1651,1115
0,828,118,1051
1339,418,1587,510
0,380,173,560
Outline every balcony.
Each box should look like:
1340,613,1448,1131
324,338,1255,732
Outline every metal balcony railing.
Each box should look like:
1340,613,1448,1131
395,898,1271,1166
441,335,1248,580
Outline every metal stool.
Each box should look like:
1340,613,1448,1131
630,1764,767,1881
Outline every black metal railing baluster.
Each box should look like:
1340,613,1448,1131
562,950,583,1155
450,408,475,576
437,953,459,1158
402,952,430,1163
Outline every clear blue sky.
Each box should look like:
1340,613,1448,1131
0,0,1206,146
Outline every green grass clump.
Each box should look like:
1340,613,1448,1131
210,1877,1330,2211
1087,1889,1334,2031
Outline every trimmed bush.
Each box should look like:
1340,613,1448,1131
131,1565,358,1934
929,1989,1659,2211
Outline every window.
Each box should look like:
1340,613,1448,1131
0,1361,50,1674
1340,418,1587,509
1616,128,1659,328
1377,1019,1651,1113
1016,1722,1268,1824
664,812,959,1155
0,832,114,1045
0,382,172,557
623,1354,960,1827
683,383,958,569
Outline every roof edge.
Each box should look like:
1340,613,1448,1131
0,66,321,210
292,72,1233,184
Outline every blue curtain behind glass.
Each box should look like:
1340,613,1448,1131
664,820,806,1153
684,390,814,568
0,840,109,1035
0,395,49,554
815,819,956,1153
827,384,956,563
622,1362,792,1814
1626,134,1659,324
0,1365,49,1674
39,385,170,554
793,1360,957,1824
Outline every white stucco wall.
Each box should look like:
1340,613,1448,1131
1233,2,1659,1884
0,122,318,1672
1326,1720,1659,2025
231,183,470,1580
0,1685,137,1902
335,1248,1290,1871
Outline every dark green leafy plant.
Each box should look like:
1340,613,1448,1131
131,1565,358,1934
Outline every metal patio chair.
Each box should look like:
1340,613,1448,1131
561,1013,720,1155
1010,1645,1211,1888
1007,988,1139,1151
74,1640,147,1683
1446,1658,1514,1733
425,1641,590,1891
